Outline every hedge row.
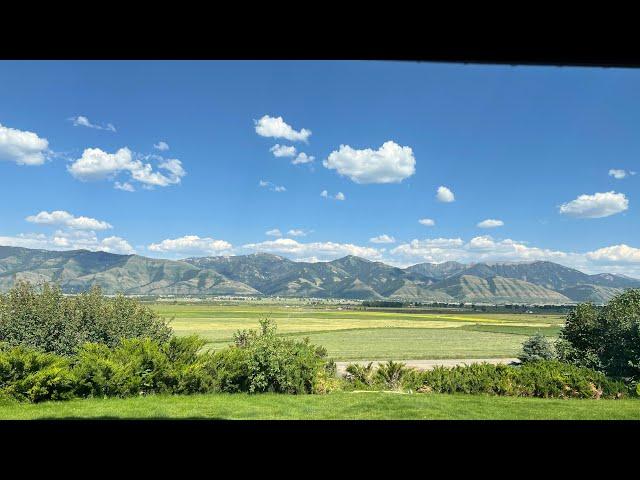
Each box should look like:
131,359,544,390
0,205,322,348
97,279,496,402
0,320,338,403
345,360,630,399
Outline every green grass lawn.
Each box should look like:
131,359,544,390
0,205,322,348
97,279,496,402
155,303,564,360
1,392,638,420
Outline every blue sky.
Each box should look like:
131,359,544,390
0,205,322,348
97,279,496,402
0,60,639,275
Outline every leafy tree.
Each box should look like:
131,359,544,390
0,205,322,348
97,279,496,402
558,289,640,382
0,281,172,356
519,334,556,363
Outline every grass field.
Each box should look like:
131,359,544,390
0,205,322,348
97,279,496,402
154,303,565,361
1,392,637,420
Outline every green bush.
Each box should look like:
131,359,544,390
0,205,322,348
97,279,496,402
408,360,628,399
558,289,640,382
73,336,211,398
345,362,375,388
519,334,556,363
0,345,77,402
238,319,331,394
375,360,408,390
0,282,172,356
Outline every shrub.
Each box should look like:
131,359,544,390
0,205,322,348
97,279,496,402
519,334,556,363
558,289,640,382
0,282,172,356
375,360,408,390
233,319,332,394
345,362,375,387
410,360,628,399
73,336,212,398
0,345,77,402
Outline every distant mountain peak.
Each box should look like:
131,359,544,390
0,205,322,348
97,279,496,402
1,245,639,303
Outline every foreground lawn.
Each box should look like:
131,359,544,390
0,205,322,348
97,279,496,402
1,392,638,420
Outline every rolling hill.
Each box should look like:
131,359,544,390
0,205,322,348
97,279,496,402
1,245,639,304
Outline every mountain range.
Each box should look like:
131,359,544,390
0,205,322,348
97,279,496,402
1,245,638,304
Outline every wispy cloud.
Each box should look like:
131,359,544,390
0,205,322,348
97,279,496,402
69,115,116,132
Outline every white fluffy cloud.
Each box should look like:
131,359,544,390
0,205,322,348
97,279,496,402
320,190,328,198
154,141,169,151
287,229,308,237
26,210,112,231
292,152,314,165
148,235,232,256
266,229,282,237
419,218,435,227
243,238,381,262
0,123,50,166
70,116,116,132
586,244,640,264
255,115,311,142
67,147,186,188
335,192,345,201
323,141,415,184
390,236,569,266
559,191,628,218
477,219,504,228
370,234,396,244
608,169,635,180
436,186,455,203
270,144,296,157
0,230,134,255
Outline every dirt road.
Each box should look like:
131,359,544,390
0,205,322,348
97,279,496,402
335,358,520,376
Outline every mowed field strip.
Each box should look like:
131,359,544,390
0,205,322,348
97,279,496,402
152,303,565,361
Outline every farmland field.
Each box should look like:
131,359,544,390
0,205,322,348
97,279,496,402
153,303,565,361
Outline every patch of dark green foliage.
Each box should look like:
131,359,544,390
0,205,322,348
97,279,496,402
0,282,172,356
0,313,335,402
519,333,556,363
344,359,630,399
556,289,640,387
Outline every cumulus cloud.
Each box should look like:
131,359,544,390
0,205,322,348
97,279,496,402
559,191,628,218
69,116,116,132
390,236,568,266
26,210,112,231
270,144,296,157
67,147,186,189
154,141,169,151
335,192,345,201
291,152,314,165
148,235,232,256
287,229,310,237
370,234,396,244
477,219,504,228
320,190,329,198
243,238,381,262
419,218,435,227
436,186,455,203
608,169,635,180
586,244,640,264
323,141,416,184
0,123,50,166
266,229,282,237
0,230,134,255
255,115,311,142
